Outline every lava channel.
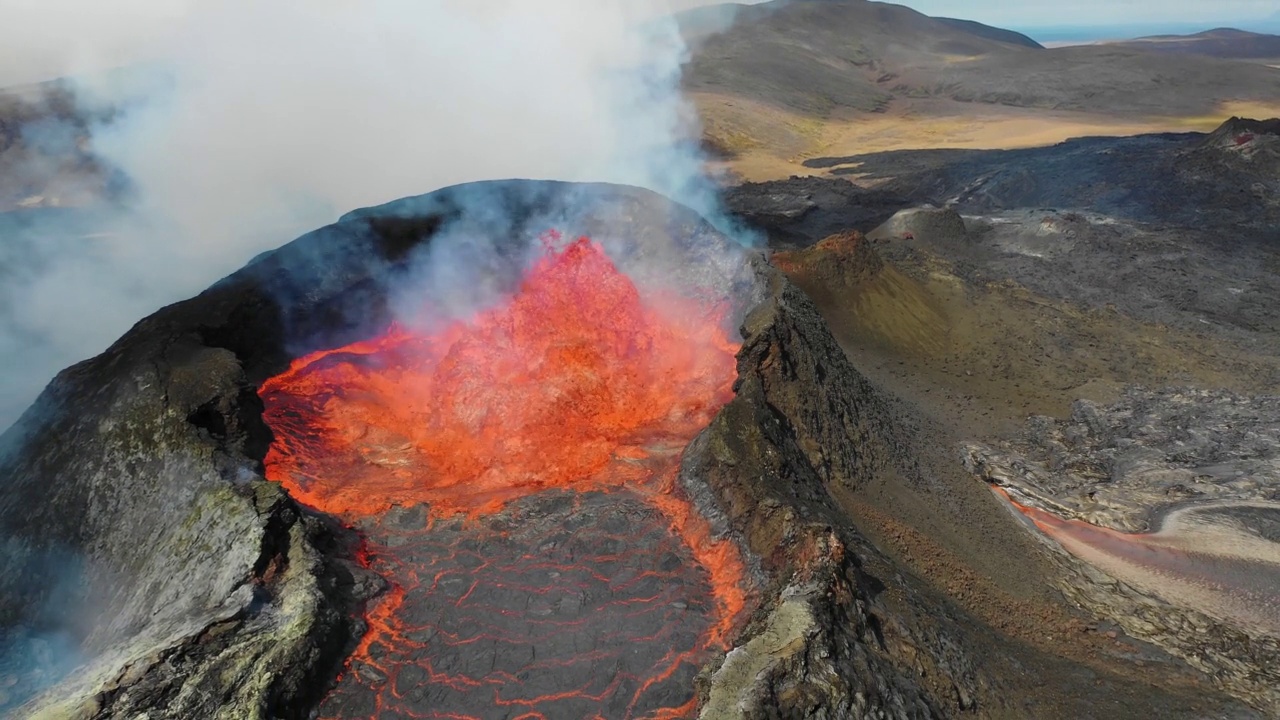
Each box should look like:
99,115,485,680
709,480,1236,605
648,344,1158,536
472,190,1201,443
259,233,748,719
992,487,1280,636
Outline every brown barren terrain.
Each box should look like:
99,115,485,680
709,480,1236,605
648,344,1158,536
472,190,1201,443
683,0,1280,181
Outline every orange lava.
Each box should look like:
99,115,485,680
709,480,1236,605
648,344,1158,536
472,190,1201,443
260,232,748,717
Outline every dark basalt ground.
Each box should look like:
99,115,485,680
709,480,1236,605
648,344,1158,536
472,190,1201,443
734,120,1280,389
723,175,913,248
323,490,717,720
800,118,1280,231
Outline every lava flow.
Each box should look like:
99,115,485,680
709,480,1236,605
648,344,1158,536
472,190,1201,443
260,232,748,719
991,486,1280,636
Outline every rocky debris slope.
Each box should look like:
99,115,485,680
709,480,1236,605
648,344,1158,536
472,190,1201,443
0,198,412,718
963,387,1280,712
721,182,1276,717
769,230,949,356
1196,116,1280,154
701,256,1263,719
1185,116,1280,196
914,208,1280,363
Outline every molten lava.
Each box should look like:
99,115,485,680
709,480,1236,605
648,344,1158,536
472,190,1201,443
260,233,748,719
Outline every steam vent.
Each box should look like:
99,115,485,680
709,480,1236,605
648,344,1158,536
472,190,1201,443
3,180,1013,719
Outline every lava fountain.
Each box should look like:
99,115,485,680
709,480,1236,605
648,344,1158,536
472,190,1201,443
260,232,749,718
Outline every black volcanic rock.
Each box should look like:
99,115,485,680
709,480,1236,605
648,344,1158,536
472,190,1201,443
688,261,951,717
1191,116,1280,175
724,175,913,247
802,119,1280,230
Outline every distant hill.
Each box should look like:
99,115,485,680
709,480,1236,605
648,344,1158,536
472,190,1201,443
682,0,1053,117
685,0,1280,117
677,2,1043,49
933,17,1043,49
1109,27,1280,59
682,0,1280,172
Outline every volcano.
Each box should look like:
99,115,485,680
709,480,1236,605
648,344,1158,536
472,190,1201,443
259,232,747,717
0,180,1113,720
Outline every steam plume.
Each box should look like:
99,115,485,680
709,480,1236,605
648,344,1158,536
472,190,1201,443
0,0,737,431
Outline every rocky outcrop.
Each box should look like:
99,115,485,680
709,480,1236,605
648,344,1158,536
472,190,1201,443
1196,116,1280,155
868,206,969,244
0,209,395,718
682,261,978,718
771,230,884,287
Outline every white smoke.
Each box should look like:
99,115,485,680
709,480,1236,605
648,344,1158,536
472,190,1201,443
0,0,733,431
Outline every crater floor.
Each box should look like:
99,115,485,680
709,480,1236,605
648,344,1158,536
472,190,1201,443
321,489,719,720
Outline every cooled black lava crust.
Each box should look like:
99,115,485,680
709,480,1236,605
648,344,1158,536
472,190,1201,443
319,490,718,719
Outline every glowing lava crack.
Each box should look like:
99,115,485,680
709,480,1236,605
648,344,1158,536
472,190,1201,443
259,233,748,719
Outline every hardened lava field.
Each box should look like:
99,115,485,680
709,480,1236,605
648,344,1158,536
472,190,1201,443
259,233,748,719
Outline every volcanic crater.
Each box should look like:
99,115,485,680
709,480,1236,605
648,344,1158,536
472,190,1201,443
259,230,751,718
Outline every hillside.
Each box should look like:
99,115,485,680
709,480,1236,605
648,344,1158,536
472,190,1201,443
1109,28,1280,59
683,0,1280,179
683,0,1049,117
933,16,1043,49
